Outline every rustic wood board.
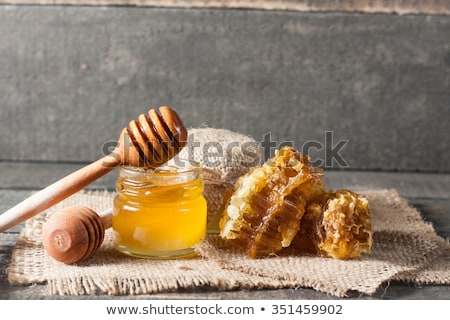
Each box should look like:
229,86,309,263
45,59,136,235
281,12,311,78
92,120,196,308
0,7,449,172
0,1,449,15
1,162,449,199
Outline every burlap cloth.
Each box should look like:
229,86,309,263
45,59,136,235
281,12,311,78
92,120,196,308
7,188,449,297
173,128,262,231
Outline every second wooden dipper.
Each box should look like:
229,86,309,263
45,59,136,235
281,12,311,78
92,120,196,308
42,206,113,264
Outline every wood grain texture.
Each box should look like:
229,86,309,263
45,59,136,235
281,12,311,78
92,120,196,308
1,162,450,199
0,1,449,15
0,7,449,171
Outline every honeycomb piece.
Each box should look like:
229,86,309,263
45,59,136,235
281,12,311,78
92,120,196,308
220,146,323,258
294,189,372,259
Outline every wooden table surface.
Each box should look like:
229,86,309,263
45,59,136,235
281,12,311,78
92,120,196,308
1,162,449,299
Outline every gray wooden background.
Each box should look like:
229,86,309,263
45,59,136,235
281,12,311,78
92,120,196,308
0,6,449,172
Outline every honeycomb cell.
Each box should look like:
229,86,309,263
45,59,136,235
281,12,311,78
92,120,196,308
294,189,372,259
220,146,324,258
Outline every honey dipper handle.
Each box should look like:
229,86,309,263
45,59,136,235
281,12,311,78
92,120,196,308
0,155,120,232
98,207,113,230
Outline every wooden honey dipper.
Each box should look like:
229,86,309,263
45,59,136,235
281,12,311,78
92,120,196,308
42,206,113,264
0,106,187,232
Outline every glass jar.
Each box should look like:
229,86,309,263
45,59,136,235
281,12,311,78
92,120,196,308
112,160,207,259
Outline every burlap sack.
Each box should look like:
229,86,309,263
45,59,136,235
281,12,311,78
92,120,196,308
172,128,262,231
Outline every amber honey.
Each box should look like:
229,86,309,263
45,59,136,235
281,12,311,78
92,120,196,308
112,160,207,259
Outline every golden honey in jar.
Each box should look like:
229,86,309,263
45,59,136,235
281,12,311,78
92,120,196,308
112,160,207,259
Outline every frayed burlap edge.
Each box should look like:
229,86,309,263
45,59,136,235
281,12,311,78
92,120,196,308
195,189,450,297
7,189,450,297
5,191,305,296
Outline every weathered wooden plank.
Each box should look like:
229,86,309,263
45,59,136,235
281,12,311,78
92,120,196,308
1,261,449,299
0,163,117,192
411,199,450,238
0,233,18,248
323,171,450,200
0,7,449,172
1,163,449,199
1,0,450,15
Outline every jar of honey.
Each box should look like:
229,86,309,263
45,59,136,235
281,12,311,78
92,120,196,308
112,160,207,259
